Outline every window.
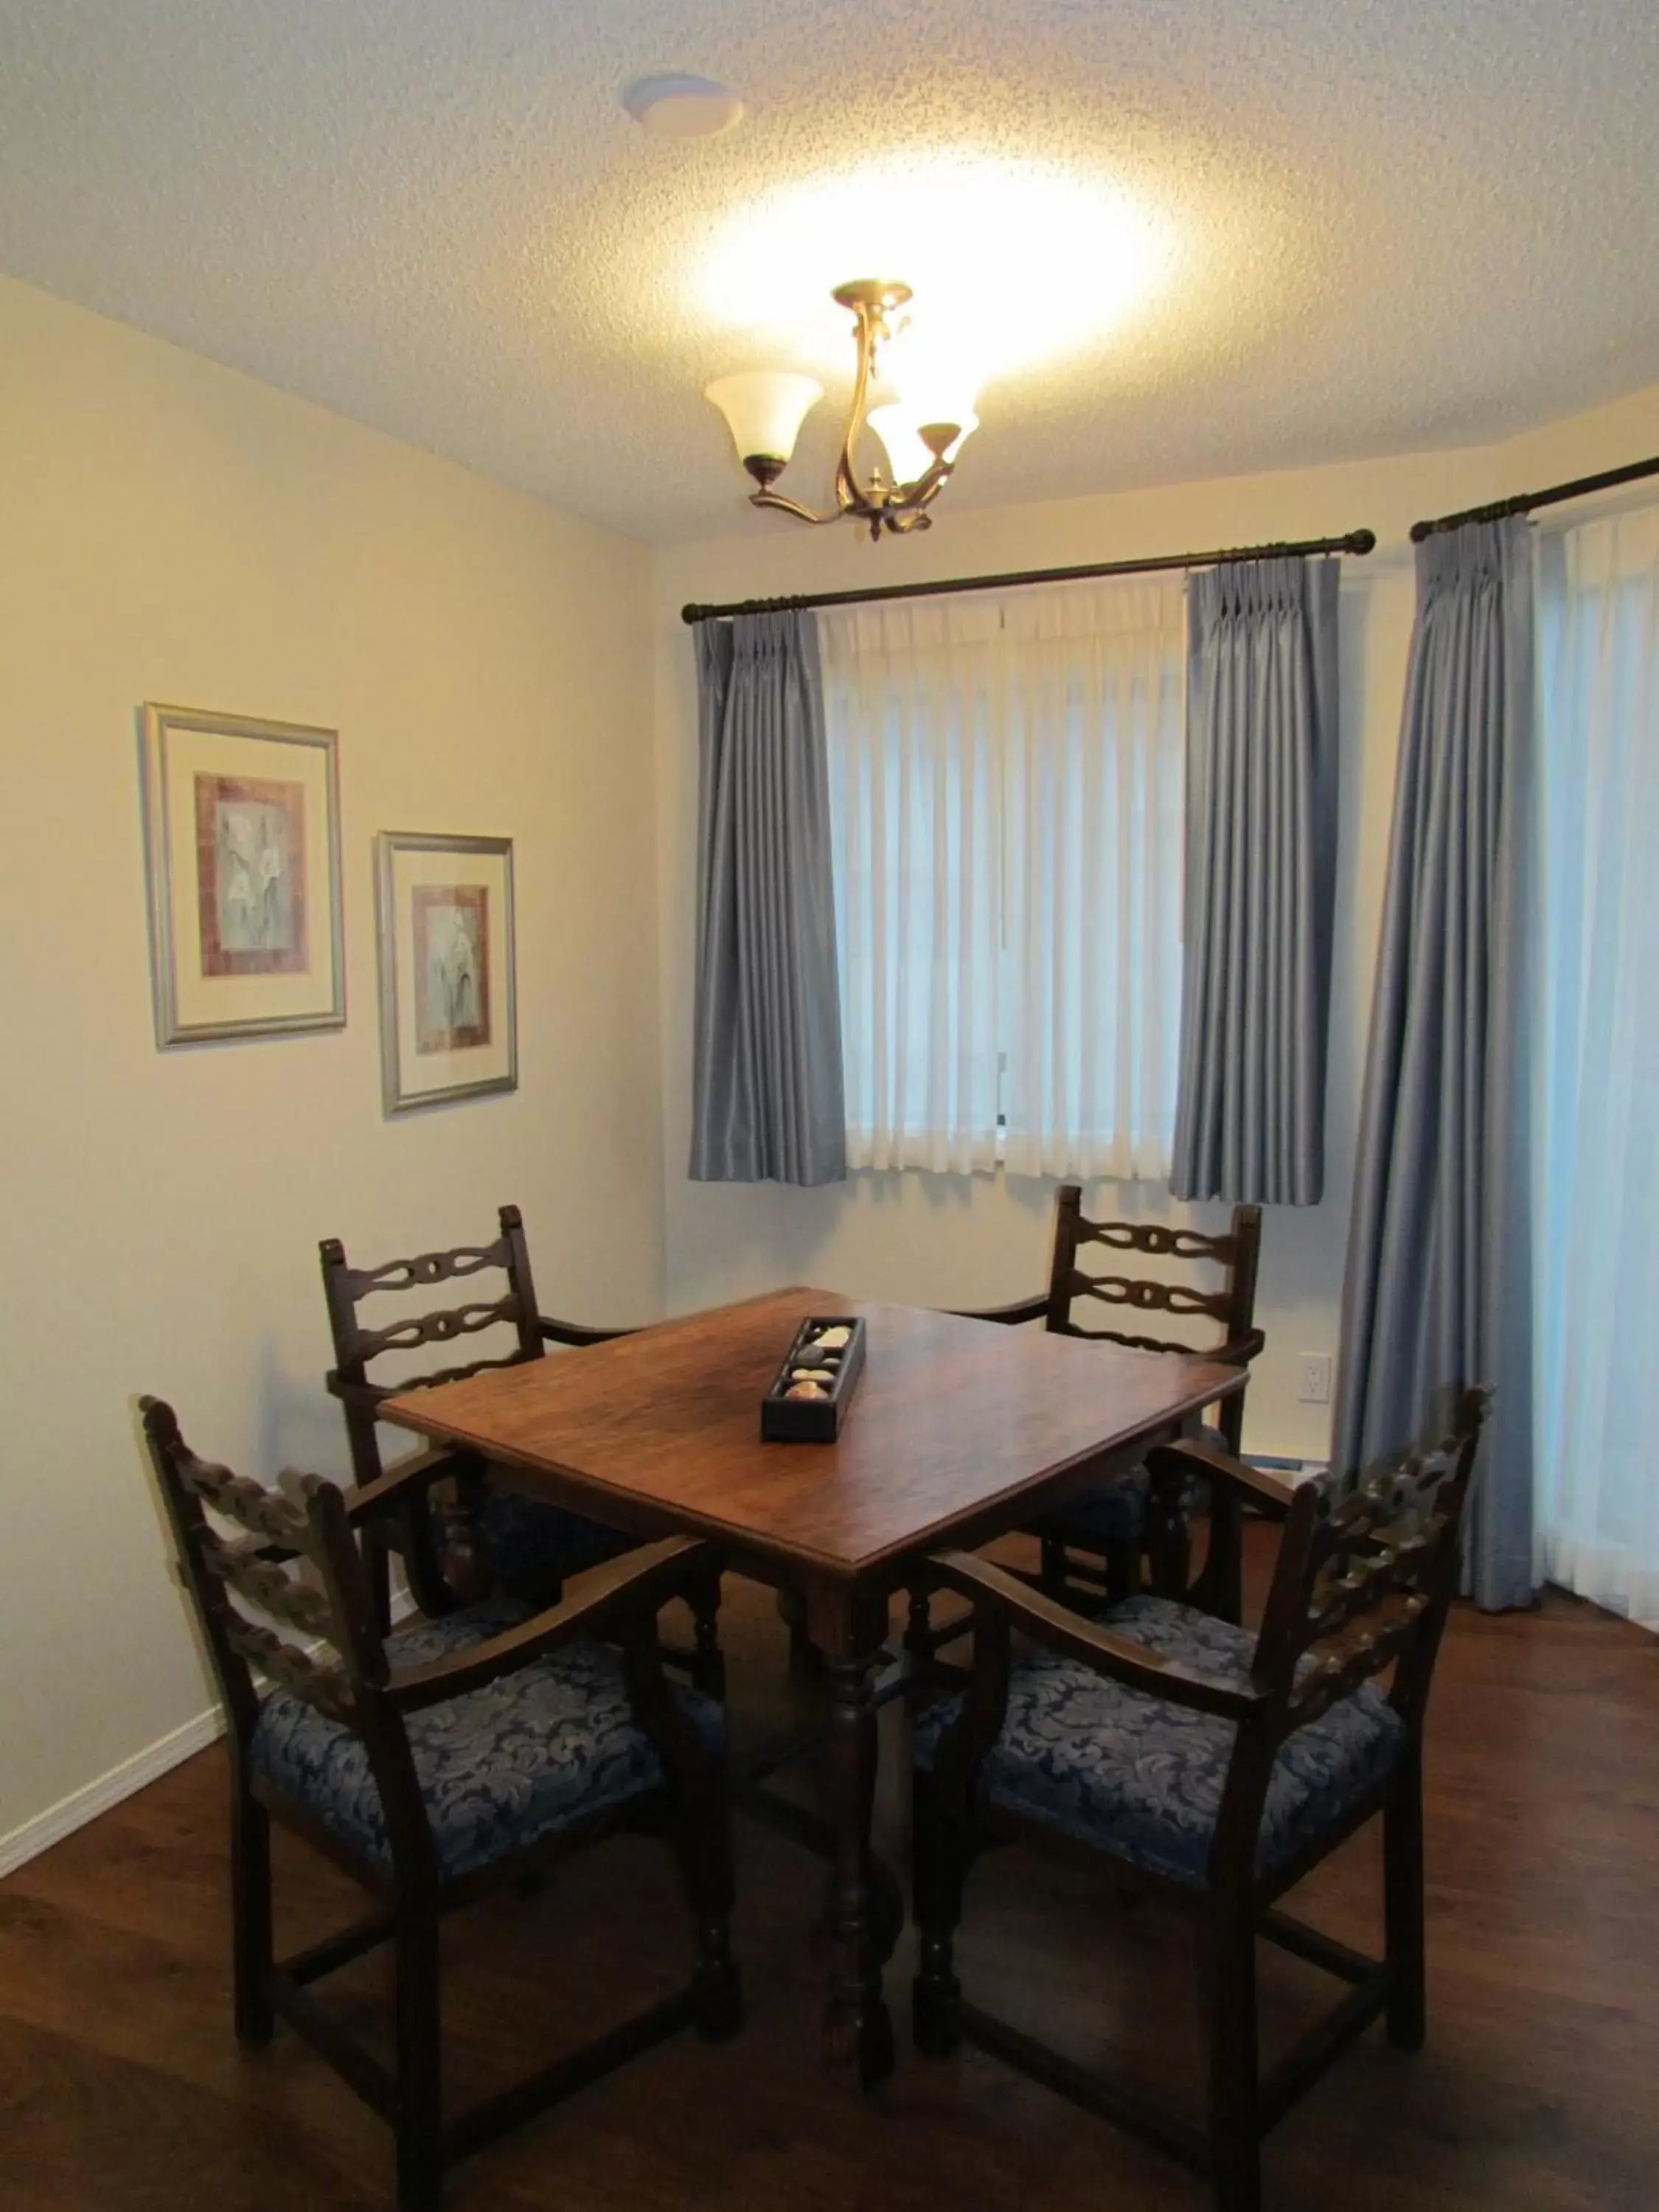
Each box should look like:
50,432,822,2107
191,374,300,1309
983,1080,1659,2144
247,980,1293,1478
821,577,1187,1178
1534,504,1659,1627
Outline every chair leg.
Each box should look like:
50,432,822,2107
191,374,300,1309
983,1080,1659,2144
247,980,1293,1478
439,1473,492,1607
230,1789,274,2048
1385,1760,1427,2051
690,1573,727,1702
1201,1901,1262,2212
366,1526,395,1638
688,1794,742,2043
911,1777,967,2058
1144,1487,1192,1602
400,1489,467,1620
1191,1493,1245,1626
394,1905,443,2212
692,1907,742,2042
905,1585,933,1660
675,1778,742,2042
1105,1538,1141,1604
1038,1537,1068,1601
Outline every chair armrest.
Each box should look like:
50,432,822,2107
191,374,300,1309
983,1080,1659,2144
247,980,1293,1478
927,1550,1266,1720
537,1315,639,1348
1147,1439,1298,1514
343,1445,467,1526
325,1370,392,1413
387,1536,718,1712
944,1293,1050,1328
1214,1327,1266,1366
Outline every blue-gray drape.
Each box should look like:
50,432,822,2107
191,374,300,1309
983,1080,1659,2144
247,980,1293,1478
689,610,847,1185
1171,555,1340,1204
1332,519,1535,1609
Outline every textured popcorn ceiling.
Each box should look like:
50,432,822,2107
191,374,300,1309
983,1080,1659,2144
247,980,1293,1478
3,1,1659,543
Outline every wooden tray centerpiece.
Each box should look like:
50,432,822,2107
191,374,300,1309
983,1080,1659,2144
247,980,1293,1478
759,1317,867,1443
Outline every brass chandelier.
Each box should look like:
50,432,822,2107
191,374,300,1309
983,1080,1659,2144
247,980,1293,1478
704,280,978,540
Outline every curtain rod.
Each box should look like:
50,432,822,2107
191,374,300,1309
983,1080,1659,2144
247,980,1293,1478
1410,451,1659,543
679,528,1377,625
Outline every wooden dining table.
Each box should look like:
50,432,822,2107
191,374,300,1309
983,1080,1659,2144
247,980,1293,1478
381,1285,1243,2090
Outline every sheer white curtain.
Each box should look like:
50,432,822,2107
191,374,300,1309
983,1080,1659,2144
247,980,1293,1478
1000,581,1186,1178
821,596,1004,1172
1536,504,1659,1628
821,575,1186,1177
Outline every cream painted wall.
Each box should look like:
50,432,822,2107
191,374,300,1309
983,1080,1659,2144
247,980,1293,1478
8,252,1658,1854
651,384,1659,1461
0,276,663,1843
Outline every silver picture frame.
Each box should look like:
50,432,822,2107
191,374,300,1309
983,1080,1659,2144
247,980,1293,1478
139,702,346,1047
374,830,518,1114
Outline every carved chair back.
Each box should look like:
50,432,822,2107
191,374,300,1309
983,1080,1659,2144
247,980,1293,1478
1212,1386,1490,1874
1043,1184,1261,1354
1256,1385,1487,1732
1042,1185,1262,1449
319,1202,546,1492
141,1396,436,1874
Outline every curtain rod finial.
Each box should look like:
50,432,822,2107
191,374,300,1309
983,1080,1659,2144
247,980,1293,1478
1349,529,1377,555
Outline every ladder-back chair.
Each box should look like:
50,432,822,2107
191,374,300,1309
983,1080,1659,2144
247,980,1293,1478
320,1203,723,1693
954,1184,1265,1618
910,1386,1489,2212
142,1395,740,2212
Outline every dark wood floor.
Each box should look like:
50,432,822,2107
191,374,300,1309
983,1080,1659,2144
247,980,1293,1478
4,1531,1657,2212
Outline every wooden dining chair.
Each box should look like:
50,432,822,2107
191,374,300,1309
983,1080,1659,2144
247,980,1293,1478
142,1395,740,2212
908,1385,1489,2212
950,1184,1265,1618
320,1203,723,1694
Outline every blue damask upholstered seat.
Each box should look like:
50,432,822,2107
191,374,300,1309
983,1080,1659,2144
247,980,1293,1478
251,1598,723,1882
479,1490,635,1608
914,1593,1405,1889
1032,1423,1228,1548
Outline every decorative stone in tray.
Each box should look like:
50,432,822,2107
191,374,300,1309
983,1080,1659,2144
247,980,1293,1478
759,1317,868,1443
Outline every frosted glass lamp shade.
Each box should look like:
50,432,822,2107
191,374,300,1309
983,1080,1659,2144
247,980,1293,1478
867,403,978,488
705,372,824,476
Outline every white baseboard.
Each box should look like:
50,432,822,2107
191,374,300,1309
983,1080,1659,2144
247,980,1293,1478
0,1704,227,1880
0,1587,417,1882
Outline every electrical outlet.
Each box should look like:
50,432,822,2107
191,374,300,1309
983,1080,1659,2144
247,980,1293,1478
1298,1354,1333,1405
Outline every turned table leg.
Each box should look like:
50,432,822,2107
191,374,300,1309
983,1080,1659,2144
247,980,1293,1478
821,1649,895,2087
798,1573,900,2090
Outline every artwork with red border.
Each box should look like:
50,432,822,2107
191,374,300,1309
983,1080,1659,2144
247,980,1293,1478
194,773,308,977
413,883,490,1054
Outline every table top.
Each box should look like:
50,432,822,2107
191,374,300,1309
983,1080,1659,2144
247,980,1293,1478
383,1286,1242,1577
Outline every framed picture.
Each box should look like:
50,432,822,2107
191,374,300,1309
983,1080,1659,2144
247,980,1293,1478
139,703,346,1046
375,832,517,1113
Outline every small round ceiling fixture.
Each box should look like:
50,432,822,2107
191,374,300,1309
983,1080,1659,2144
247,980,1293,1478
622,74,745,139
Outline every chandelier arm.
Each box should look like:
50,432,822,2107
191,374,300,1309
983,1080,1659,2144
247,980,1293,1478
890,459,953,514
882,459,959,532
749,488,841,526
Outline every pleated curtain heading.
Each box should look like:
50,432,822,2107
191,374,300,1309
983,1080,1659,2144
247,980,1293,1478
1332,518,1536,1611
1171,554,1340,1206
688,610,848,1186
